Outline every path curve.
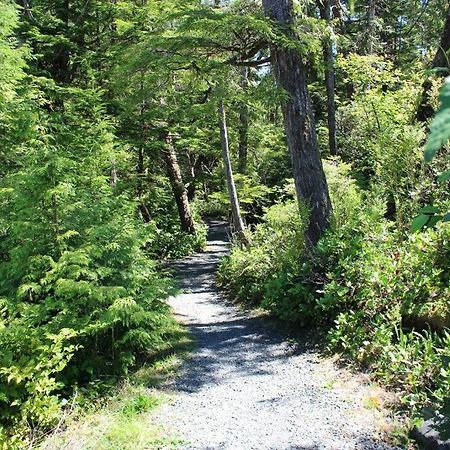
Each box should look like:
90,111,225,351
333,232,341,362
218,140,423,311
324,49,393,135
156,221,400,450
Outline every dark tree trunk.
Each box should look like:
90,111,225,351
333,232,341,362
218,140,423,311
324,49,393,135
218,99,247,243
55,0,71,84
238,67,249,173
431,8,450,70
262,0,332,246
417,7,450,122
319,0,338,156
163,133,196,235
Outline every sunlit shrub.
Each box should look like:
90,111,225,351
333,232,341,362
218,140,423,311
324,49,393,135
220,157,450,412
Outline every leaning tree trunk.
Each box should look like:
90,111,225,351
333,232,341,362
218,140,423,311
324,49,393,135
262,0,332,246
218,99,247,243
319,0,338,156
238,67,250,173
163,132,196,235
367,0,376,54
417,6,450,122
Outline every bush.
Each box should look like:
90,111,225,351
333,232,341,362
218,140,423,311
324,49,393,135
0,88,175,443
218,199,308,311
219,158,450,413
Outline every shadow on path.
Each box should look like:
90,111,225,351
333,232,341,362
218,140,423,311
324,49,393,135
158,221,400,450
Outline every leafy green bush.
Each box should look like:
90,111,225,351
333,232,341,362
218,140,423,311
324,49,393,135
0,85,175,444
219,158,450,412
218,199,308,311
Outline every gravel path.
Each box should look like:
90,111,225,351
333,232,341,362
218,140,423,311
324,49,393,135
156,221,401,450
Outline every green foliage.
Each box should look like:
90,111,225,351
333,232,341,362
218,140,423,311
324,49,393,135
327,223,450,408
2,0,450,443
220,158,450,412
0,2,27,103
425,77,450,161
219,199,308,310
336,54,433,228
0,24,176,441
38,313,192,449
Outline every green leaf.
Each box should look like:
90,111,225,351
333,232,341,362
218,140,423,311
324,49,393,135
411,214,429,232
348,0,355,14
419,205,440,214
425,77,450,162
437,171,450,182
443,213,450,222
427,215,444,228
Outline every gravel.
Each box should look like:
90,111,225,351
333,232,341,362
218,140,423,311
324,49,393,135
155,221,401,450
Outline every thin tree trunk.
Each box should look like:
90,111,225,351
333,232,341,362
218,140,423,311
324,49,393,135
262,0,332,246
417,6,450,122
137,147,152,223
163,132,196,235
238,67,249,173
110,160,118,186
367,0,376,54
218,99,247,243
319,0,337,156
187,151,197,201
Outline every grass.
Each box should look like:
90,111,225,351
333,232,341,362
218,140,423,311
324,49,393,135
37,317,194,450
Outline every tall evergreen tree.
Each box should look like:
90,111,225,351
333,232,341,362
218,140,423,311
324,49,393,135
262,0,332,245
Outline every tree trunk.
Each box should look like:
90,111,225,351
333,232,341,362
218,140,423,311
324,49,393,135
319,0,338,156
367,0,376,54
417,6,450,122
163,132,196,234
137,147,152,223
238,67,249,173
262,0,332,246
186,151,197,201
218,99,247,243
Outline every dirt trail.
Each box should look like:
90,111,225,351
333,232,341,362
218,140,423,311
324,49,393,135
155,221,401,450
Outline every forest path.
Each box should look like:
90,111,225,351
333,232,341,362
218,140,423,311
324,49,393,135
155,221,400,450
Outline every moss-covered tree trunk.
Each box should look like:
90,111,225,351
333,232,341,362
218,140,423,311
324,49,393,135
262,0,332,246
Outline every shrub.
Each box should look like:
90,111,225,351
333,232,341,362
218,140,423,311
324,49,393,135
219,158,450,412
219,199,308,310
0,88,175,442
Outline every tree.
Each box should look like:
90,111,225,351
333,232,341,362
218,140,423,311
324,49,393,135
218,99,247,243
163,131,197,235
262,0,332,245
417,5,450,122
319,0,338,156
238,67,250,172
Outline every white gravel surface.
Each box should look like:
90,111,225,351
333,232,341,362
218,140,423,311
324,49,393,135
155,222,402,450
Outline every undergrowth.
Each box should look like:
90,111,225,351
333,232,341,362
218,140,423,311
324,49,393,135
34,316,193,450
218,159,450,419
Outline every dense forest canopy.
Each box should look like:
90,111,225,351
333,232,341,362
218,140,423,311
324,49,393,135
1,0,450,446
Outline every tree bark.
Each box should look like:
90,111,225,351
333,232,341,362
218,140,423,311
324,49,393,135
262,0,332,246
163,132,196,234
218,99,247,243
137,147,152,223
238,67,250,173
367,0,376,54
319,0,338,156
417,6,450,122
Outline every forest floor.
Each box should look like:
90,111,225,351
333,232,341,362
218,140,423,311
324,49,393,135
154,221,406,450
